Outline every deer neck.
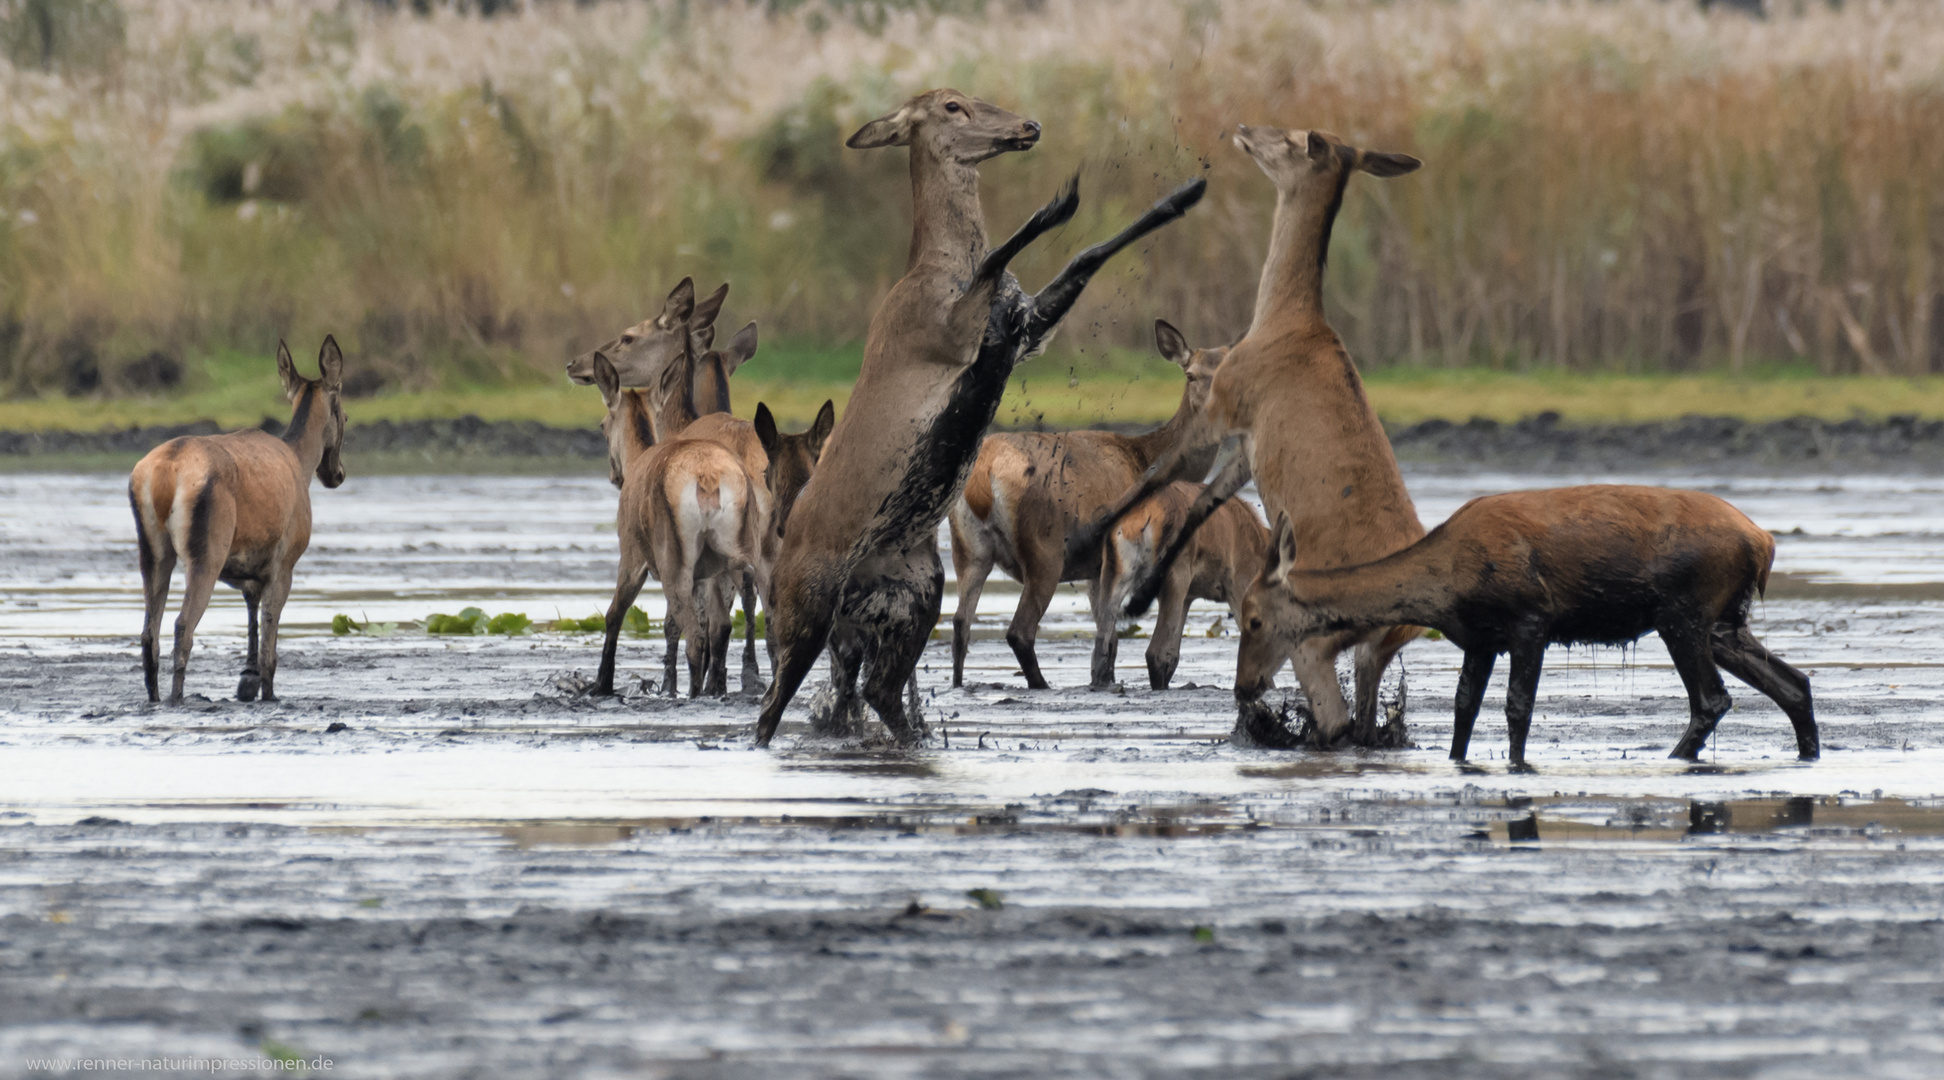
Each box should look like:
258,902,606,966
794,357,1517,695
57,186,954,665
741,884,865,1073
1126,383,1202,472
652,351,702,439
619,391,656,467
907,151,987,277
1248,174,1351,337
1288,545,1447,632
281,384,328,479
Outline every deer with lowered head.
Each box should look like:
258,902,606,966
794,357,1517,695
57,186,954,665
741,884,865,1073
949,320,1225,689
1237,485,1819,766
128,338,348,704
751,88,1206,747
1094,481,1268,691
1075,124,1423,747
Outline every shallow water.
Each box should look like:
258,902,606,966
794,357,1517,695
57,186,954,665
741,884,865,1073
2,469,1941,1078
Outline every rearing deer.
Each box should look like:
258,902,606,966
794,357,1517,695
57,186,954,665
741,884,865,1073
1074,125,1422,747
129,338,347,704
949,320,1225,689
752,88,1205,747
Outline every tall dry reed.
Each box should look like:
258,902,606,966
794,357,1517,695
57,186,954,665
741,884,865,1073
3,0,1942,395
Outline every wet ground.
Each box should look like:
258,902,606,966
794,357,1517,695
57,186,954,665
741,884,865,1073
2,469,1942,1078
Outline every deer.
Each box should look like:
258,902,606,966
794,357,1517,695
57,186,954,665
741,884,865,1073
751,87,1205,748
589,352,767,698
949,320,1226,690
1093,481,1268,691
128,338,347,704
1070,124,1424,748
1236,485,1819,767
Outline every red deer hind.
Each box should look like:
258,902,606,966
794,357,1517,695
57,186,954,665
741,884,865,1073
1237,485,1818,766
1076,125,1423,748
949,320,1225,689
128,338,348,703
752,88,1205,747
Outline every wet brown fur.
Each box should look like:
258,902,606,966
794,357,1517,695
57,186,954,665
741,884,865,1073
128,338,347,704
1239,485,1818,766
949,321,1224,689
1095,482,1268,690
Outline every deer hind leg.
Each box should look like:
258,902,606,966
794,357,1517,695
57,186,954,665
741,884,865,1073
860,586,941,746
1503,636,1548,770
136,527,176,704
738,570,765,695
1003,532,1061,690
813,628,868,739
949,528,994,689
1450,649,1498,761
1289,637,1352,743
1143,563,1192,692
754,564,843,748
702,575,736,697
1351,624,1418,744
167,494,235,705
1711,623,1818,761
236,582,263,702
1088,553,1120,690
1662,619,1734,761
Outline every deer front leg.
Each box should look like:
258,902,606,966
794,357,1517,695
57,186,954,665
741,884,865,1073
1144,563,1192,691
1450,649,1497,761
254,573,291,703
1289,637,1352,744
1503,637,1548,770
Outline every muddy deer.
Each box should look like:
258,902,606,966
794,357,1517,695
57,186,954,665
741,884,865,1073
1073,125,1423,746
1237,485,1819,766
1094,482,1268,691
128,338,347,704
751,87,1205,747
589,353,767,698
949,320,1226,689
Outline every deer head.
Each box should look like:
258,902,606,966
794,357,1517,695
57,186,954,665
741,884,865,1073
754,399,836,544
1234,511,1317,702
277,336,347,489
1231,125,1420,196
847,89,1041,164
566,279,729,387
1154,318,1227,419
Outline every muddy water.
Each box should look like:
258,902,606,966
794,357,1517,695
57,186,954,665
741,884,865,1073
2,470,1942,1079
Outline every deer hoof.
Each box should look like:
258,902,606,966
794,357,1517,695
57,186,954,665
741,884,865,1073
236,670,261,702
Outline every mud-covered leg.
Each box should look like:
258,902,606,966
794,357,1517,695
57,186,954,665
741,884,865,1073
1711,623,1818,760
1089,557,1120,690
1450,649,1497,761
1503,636,1547,769
595,558,654,697
1664,622,1733,761
701,577,733,697
138,543,175,704
951,545,993,689
237,583,263,702
857,554,944,744
1289,637,1351,742
812,630,868,738
661,608,680,697
255,568,291,702
1144,564,1191,691
754,568,843,747
1351,624,1417,744
738,571,764,694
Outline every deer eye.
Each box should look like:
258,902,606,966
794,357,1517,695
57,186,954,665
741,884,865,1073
620,334,635,345
944,101,962,114
1249,617,1263,631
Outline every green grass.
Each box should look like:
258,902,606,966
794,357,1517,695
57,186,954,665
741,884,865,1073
5,343,1943,438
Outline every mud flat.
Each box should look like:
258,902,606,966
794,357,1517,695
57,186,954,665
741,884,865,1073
1,470,1942,1078
10,412,1944,472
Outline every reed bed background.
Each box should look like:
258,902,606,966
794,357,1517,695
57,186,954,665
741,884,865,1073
3,0,1943,407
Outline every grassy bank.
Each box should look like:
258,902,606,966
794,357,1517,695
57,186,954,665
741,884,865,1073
5,0,1944,398
7,349,1942,434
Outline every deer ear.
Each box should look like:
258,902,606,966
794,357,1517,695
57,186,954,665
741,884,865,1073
592,351,621,405
1305,131,1331,161
1266,512,1298,586
1359,150,1422,178
659,277,696,325
317,335,345,392
719,322,759,375
754,402,780,457
690,282,729,332
1154,319,1192,368
809,399,836,457
275,340,304,399
847,106,914,149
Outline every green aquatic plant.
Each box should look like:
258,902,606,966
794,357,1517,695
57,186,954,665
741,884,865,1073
623,605,657,637
424,607,489,634
1117,621,1147,640
552,613,607,633
731,608,766,636
331,613,397,636
965,888,1004,910
486,612,532,635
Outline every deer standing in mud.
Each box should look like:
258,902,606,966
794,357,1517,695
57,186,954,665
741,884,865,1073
950,320,1225,690
128,338,347,704
589,352,769,698
1076,125,1423,747
1094,482,1267,691
1237,485,1818,766
752,88,1205,748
